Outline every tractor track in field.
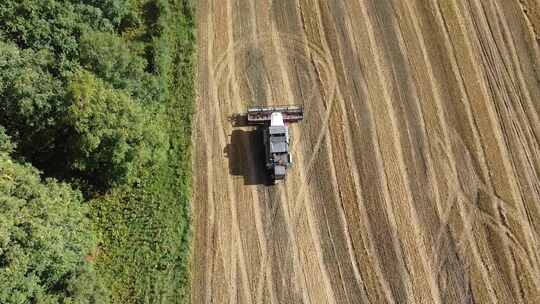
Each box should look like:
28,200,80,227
192,0,540,303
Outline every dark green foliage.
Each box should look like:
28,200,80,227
77,0,135,28
0,127,15,154
66,70,167,188
0,136,105,303
0,1,82,59
0,0,194,302
79,31,145,90
79,31,155,100
90,1,195,302
0,41,66,165
0,0,115,73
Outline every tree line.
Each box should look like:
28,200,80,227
0,0,194,303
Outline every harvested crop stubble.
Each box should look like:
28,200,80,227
192,0,540,303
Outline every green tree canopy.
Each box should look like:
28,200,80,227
77,0,135,28
0,0,116,63
0,132,104,303
0,127,15,154
65,70,167,188
79,31,157,101
0,41,66,164
0,0,194,301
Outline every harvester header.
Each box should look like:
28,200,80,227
247,105,304,124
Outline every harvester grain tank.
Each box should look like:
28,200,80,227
247,105,304,183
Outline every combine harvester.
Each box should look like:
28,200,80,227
247,105,304,184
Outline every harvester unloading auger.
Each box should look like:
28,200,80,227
246,105,304,184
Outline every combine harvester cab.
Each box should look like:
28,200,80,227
247,105,304,184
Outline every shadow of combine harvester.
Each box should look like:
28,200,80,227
224,115,273,186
